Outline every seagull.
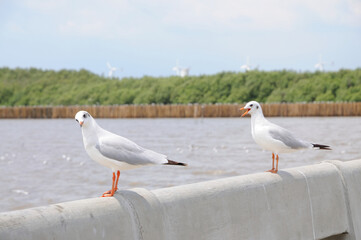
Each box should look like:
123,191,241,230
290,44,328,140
75,111,187,197
240,101,331,173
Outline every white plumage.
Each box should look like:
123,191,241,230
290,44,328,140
241,101,331,173
75,111,186,197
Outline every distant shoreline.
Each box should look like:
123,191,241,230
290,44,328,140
0,102,360,118
2,68,361,106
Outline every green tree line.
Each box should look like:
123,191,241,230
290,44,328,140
0,67,360,106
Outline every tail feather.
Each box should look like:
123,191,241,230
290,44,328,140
164,159,187,166
312,143,331,150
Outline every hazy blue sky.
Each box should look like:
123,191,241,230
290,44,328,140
1,0,361,77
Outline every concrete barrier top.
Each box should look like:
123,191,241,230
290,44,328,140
0,159,361,240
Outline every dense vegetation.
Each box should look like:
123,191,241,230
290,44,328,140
0,67,360,106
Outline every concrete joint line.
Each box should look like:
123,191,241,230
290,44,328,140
297,170,316,240
261,184,271,211
323,161,354,237
116,194,144,240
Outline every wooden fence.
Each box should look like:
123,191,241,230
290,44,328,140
0,102,360,118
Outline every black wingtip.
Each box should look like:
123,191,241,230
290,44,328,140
164,159,187,166
312,143,332,150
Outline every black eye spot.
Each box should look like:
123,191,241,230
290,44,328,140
83,114,86,118
250,104,253,107
75,119,78,122
256,106,259,109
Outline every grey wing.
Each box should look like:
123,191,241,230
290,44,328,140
96,135,167,165
269,125,310,149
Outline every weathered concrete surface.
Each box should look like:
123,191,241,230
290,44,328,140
0,160,360,240
326,160,361,240
0,197,137,239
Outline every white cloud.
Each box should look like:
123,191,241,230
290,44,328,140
344,0,361,26
22,0,67,12
299,0,361,26
160,0,297,30
159,0,361,30
8,0,361,39
55,1,158,38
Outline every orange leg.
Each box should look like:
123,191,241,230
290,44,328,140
274,155,279,173
114,170,120,192
266,153,276,173
266,153,279,174
102,172,116,197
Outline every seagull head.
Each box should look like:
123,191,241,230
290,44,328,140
75,111,92,127
240,101,261,117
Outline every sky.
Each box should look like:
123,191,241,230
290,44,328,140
1,0,361,78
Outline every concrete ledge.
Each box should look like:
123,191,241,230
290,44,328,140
1,160,361,240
